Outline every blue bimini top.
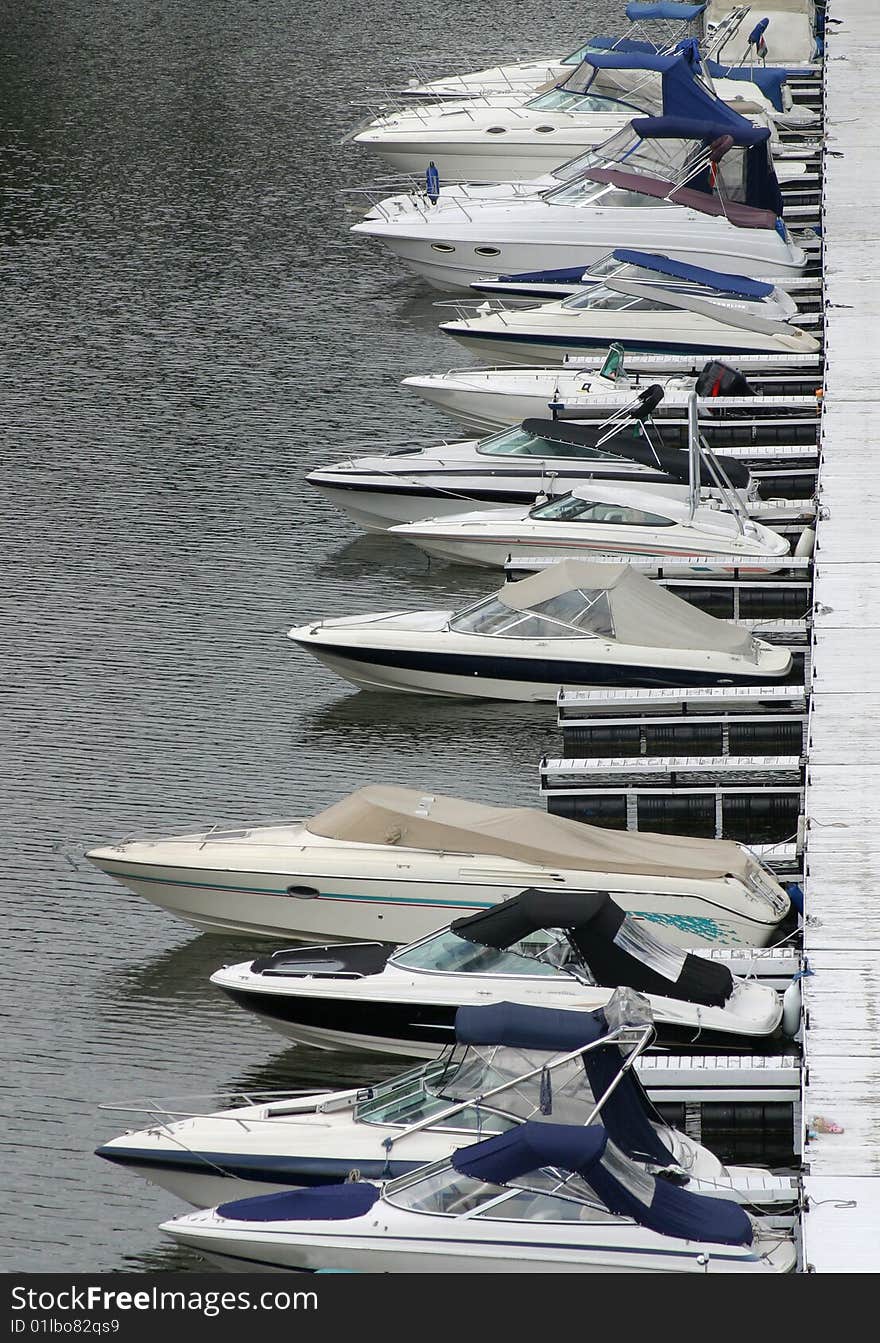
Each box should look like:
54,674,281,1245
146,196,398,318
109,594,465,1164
625,2,707,19
452,1122,754,1247
611,248,775,298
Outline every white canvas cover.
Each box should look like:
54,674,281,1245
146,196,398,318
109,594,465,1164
306,783,755,881
493,559,756,657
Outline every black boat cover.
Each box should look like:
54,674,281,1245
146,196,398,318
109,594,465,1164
451,889,734,1008
520,417,751,489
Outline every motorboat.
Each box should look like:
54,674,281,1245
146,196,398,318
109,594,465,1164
389,480,792,574
438,275,821,366
468,246,822,304
86,781,792,949
306,376,763,534
95,993,800,1209
403,344,820,433
394,0,710,101
286,559,793,701
349,50,798,182
209,887,790,1056
401,5,818,108
160,1119,798,1273
352,116,811,291
99,993,800,1208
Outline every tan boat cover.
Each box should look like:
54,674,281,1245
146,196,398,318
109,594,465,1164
306,783,754,882
493,559,756,657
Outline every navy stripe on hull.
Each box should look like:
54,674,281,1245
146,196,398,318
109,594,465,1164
220,986,777,1054
444,328,798,357
310,472,674,500
298,642,793,689
96,1146,419,1186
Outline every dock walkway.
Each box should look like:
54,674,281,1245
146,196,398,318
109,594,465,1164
801,0,880,1272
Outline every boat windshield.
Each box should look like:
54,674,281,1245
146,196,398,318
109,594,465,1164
449,594,605,640
384,1160,621,1223
450,587,619,639
562,284,678,312
529,495,676,527
390,927,581,977
475,425,619,460
355,1045,597,1128
545,178,667,208
438,1046,597,1123
524,89,644,115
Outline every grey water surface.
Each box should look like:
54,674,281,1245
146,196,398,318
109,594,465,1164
0,0,623,1272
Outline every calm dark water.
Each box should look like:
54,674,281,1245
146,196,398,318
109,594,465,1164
0,0,623,1272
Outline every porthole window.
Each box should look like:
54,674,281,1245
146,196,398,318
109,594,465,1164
485,126,507,134
534,125,556,133
430,242,456,254
475,246,501,257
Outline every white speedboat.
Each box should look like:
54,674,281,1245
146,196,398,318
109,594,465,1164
390,481,792,573
161,1119,798,1273
97,993,798,1208
210,887,789,1055
402,5,817,107
87,782,792,948
439,277,821,366
286,559,793,702
469,244,822,303
306,390,761,534
403,346,818,433
350,50,792,181
353,122,809,291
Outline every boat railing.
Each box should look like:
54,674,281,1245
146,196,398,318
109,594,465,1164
434,297,518,325
97,1088,339,1126
340,182,484,224
381,1021,654,1152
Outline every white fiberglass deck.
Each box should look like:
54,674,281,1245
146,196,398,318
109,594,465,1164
801,0,880,1271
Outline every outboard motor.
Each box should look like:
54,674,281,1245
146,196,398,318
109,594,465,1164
630,384,665,421
695,360,757,399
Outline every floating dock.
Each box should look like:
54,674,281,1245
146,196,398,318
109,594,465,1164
799,0,880,1274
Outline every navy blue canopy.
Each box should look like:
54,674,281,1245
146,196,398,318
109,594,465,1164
453,1122,753,1247
631,115,784,217
581,1031,674,1166
611,249,775,298
633,114,770,147
454,1001,607,1051
626,2,707,18
589,36,664,55
217,1181,380,1224
453,1120,608,1186
575,50,763,134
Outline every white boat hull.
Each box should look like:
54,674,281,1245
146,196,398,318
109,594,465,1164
403,531,788,575
163,1201,798,1273
353,215,809,292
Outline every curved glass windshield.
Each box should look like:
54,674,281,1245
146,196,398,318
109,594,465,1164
546,179,670,209
390,928,571,977
450,596,599,640
385,1161,620,1223
562,285,677,312
530,495,675,528
525,90,640,114
529,588,616,636
476,426,617,461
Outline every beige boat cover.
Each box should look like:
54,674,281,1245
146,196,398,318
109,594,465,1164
493,559,756,658
306,783,755,882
